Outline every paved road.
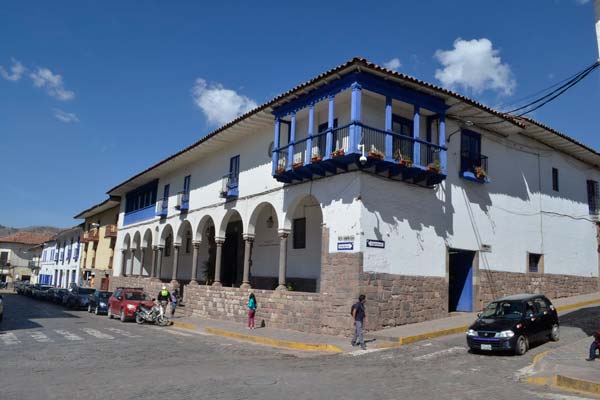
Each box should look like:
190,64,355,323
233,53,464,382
0,292,595,400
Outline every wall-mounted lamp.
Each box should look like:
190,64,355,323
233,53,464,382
266,216,274,229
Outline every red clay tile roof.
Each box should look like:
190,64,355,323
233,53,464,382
0,232,55,245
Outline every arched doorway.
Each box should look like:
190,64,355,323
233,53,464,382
218,210,244,287
248,202,280,290
132,231,142,276
121,234,131,277
284,195,323,292
196,216,216,284
175,220,194,282
159,224,174,281
141,228,153,276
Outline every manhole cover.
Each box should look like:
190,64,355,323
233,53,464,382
243,378,277,386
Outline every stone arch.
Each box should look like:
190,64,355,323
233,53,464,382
132,231,141,250
247,202,279,237
122,233,131,250
158,224,175,280
176,220,193,245
140,228,153,276
142,228,153,248
175,220,194,281
218,209,244,287
218,209,244,238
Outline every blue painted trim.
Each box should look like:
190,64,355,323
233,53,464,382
324,96,334,160
413,106,421,166
384,96,393,161
461,171,490,184
287,113,296,170
305,104,314,166
124,205,156,226
439,113,447,175
349,82,361,154
272,118,280,176
272,72,449,118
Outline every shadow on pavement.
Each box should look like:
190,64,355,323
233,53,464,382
0,292,80,332
560,306,600,336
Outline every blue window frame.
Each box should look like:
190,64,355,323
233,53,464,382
125,180,158,214
229,155,240,186
587,180,599,214
460,130,481,172
183,175,191,193
163,184,170,202
391,114,414,161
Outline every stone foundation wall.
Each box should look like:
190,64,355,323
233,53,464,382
359,273,448,330
184,285,322,334
479,270,599,307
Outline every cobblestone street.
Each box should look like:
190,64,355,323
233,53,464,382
0,292,596,399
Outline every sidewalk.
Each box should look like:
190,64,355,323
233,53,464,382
171,291,600,355
523,336,600,395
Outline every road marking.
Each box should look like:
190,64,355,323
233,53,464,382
31,331,53,343
0,332,20,346
171,327,210,336
54,330,83,341
82,328,114,339
413,346,465,361
164,329,193,337
345,348,388,357
105,328,141,338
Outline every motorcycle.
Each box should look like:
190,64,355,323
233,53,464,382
135,301,170,326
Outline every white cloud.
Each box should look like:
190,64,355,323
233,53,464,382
30,67,75,101
54,109,79,123
434,38,516,96
191,78,257,126
0,58,26,81
383,57,402,71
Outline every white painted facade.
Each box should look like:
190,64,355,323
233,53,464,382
40,227,82,287
109,60,600,296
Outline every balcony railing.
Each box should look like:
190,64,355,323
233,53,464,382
104,224,118,238
273,122,447,187
155,199,168,218
83,228,99,243
460,152,490,183
175,191,190,211
220,173,239,199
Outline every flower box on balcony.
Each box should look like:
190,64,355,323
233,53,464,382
292,162,303,169
368,151,384,160
275,167,285,174
427,160,441,174
331,149,345,158
474,166,487,180
399,159,413,167
311,156,323,163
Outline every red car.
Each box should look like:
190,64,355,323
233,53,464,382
107,287,154,322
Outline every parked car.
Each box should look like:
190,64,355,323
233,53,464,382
88,290,112,315
14,281,27,294
107,287,154,322
65,287,96,309
0,294,4,322
32,285,53,300
466,294,559,355
49,288,69,304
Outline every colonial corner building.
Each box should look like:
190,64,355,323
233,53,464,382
100,58,599,335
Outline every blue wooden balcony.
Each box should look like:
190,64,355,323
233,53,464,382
175,192,190,212
272,122,447,187
155,199,168,218
123,204,157,226
220,173,239,199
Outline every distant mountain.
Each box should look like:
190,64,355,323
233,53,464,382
0,225,63,238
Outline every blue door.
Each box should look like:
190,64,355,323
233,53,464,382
449,250,475,312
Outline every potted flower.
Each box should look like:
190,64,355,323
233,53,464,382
394,150,413,167
474,166,487,180
275,160,286,174
367,147,385,160
292,161,303,169
311,149,322,163
331,148,345,158
427,159,441,173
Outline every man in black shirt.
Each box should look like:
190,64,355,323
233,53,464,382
351,294,367,350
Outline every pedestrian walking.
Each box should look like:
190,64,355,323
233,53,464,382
351,294,367,350
170,288,178,317
247,293,257,329
586,329,600,361
157,286,171,318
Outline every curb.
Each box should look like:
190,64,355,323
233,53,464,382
556,297,600,313
373,326,469,349
555,374,600,395
171,321,197,330
204,327,343,353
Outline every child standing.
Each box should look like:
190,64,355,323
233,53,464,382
247,293,257,329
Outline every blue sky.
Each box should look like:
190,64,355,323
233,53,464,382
1,1,599,228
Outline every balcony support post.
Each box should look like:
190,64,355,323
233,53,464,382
413,105,421,166
385,96,393,161
324,95,334,159
439,113,447,175
350,82,362,154
139,247,145,277
305,104,314,165
286,113,296,170
272,117,281,175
